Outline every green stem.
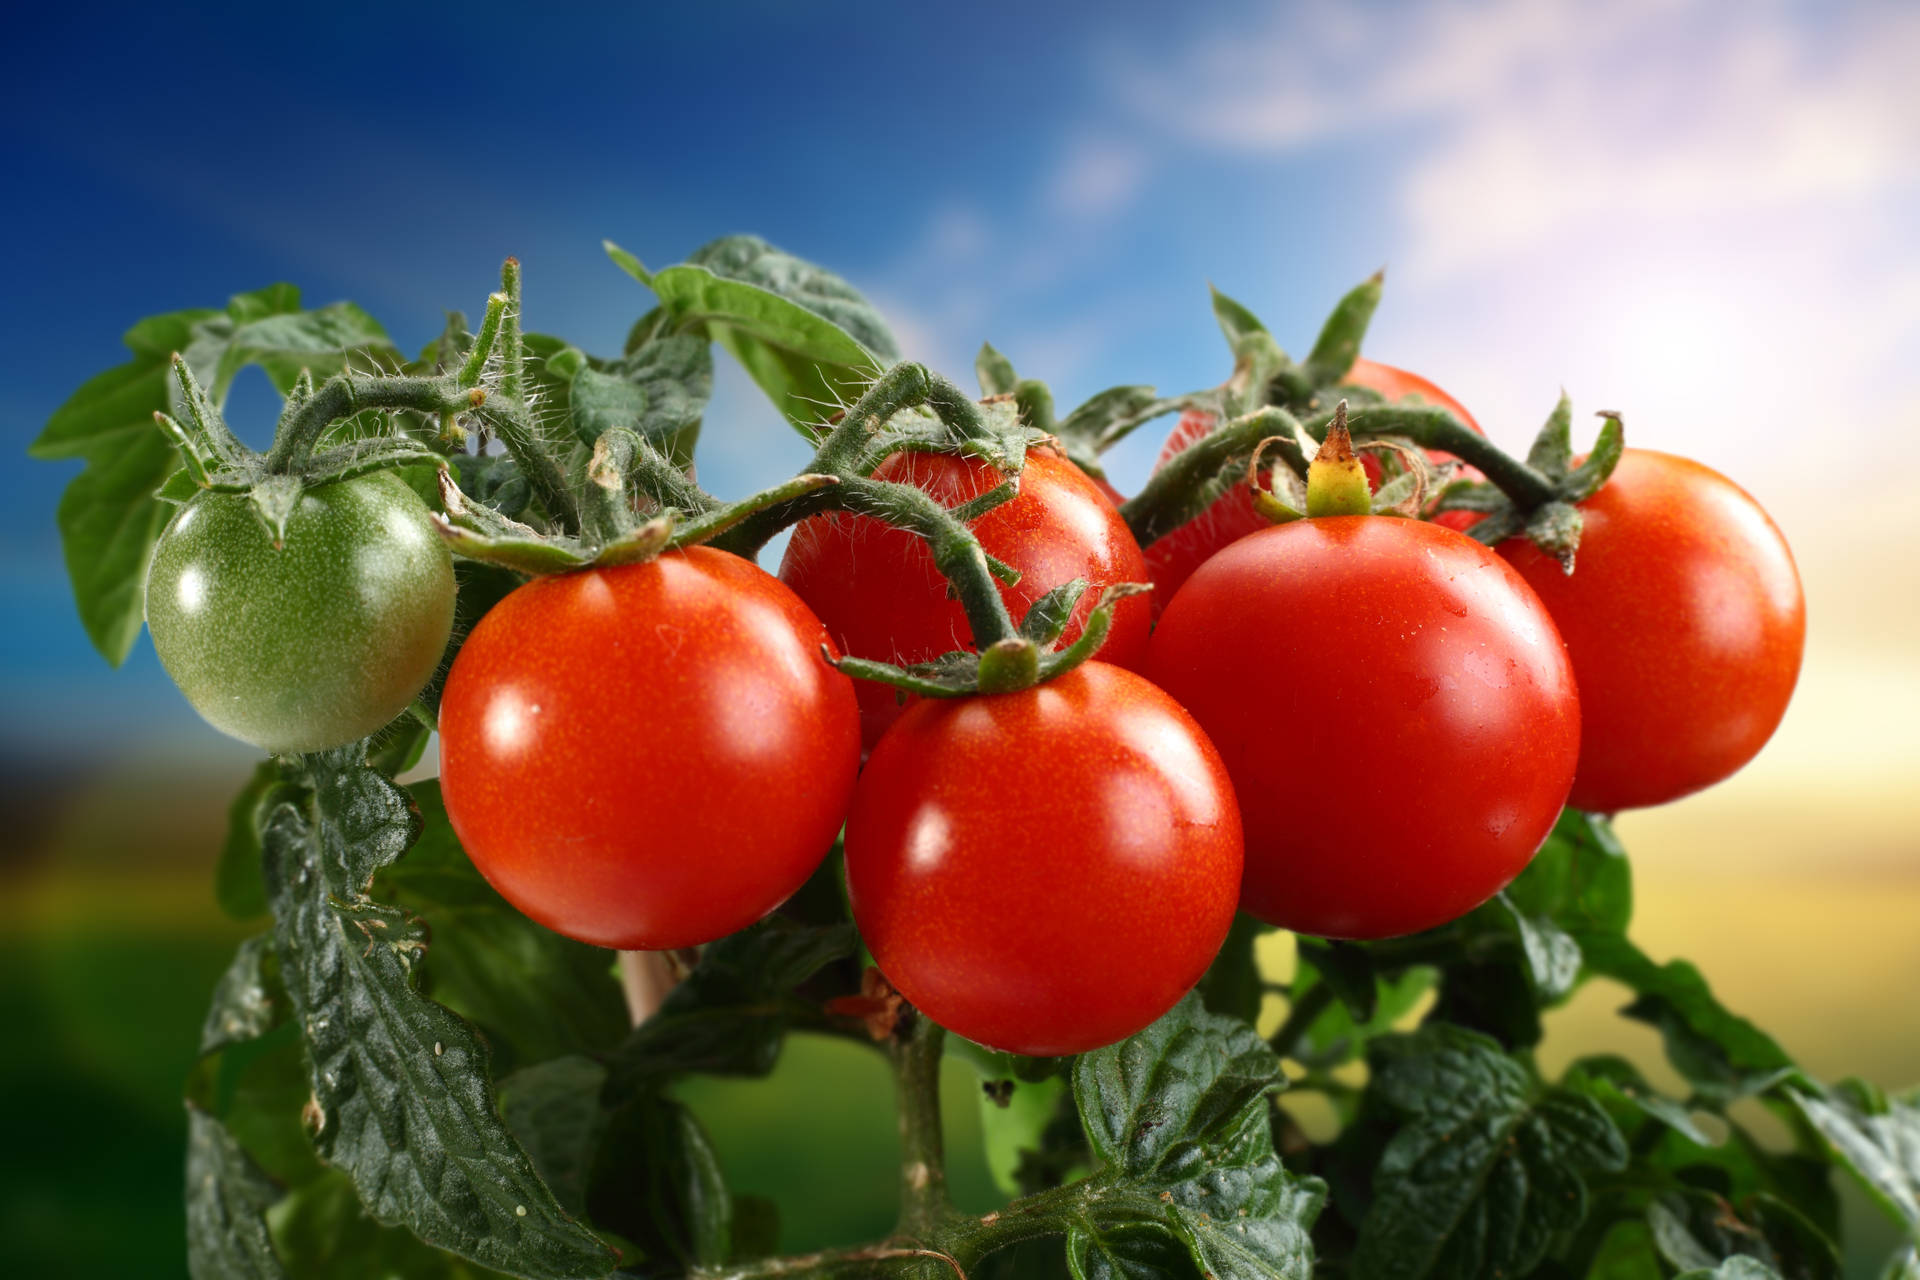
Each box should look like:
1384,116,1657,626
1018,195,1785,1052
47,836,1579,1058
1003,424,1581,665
1336,405,1559,509
263,375,470,475
837,477,1018,648
890,1017,951,1239
1118,406,1299,548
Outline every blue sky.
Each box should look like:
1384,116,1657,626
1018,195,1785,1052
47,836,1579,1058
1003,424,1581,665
5,0,1917,762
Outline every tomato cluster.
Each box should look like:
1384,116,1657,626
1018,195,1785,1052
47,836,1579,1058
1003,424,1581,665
145,346,1803,1056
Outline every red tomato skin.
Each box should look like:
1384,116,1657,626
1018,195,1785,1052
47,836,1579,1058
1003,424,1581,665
1499,449,1804,812
1143,363,1484,612
1146,518,1580,940
844,662,1243,1055
439,547,862,950
779,450,1153,749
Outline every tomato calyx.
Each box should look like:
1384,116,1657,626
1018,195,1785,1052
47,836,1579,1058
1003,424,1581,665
827,577,1152,700
1434,395,1628,571
152,356,451,547
1245,402,1444,526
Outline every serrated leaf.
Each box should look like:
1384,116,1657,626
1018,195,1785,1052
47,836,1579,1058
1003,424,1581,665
262,747,613,1278
603,917,859,1104
376,782,628,1070
1067,995,1324,1280
272,1170,519,1280
499,1057,608,1218
187,1104,288,1280
1790,1083,1920,1238
1351,1024,1627,1280
588,1095,733,1272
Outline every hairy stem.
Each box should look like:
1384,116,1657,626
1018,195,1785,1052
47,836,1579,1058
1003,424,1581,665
263,375,469,475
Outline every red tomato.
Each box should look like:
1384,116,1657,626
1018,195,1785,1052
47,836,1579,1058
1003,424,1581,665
1500,449,1804,812
1143,363,1484,612
779,449,1152,749
844,662,1243,1054
1146,518,1580,939
439,547,861,950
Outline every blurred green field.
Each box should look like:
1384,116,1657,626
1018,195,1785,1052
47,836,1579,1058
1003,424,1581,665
2,751,1915,1277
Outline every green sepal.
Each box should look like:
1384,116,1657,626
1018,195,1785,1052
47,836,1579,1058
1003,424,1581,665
1525,393,1576,478
976,342,1019,396
1302,270,1384,387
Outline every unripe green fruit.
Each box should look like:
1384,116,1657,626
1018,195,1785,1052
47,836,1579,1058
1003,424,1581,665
146,470,456,753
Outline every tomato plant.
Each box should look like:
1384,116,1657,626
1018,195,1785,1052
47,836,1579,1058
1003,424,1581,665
779,447,1152,746
1500,448,1805,812
844,661,1242,1055
1149,511,1580,938
146,469,455,754
439,547,861,950
36,246,1887,1280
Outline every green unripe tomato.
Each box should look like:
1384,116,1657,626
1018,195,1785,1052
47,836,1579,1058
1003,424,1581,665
146,470,456,753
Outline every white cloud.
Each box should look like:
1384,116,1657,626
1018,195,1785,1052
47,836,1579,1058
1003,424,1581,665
1043,136,1152,220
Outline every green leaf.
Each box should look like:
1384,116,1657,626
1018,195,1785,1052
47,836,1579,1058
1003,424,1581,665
217,764,283,921
261,748,614,1278
1066,994,1325,1280
375,782,628,1070
30,288,399,664
200,935,288,1058
1497,893,1583,999
1648,1188,1842,1280
573,335,713,466
588,1096,733,1272
1581,935,1799,1106
603,916,859,1104
1561,1055,1718,1147
498,1057,609,1219
642,235,897,430
1351,1024,1628,1280
1675,1260,1786,1280
1507,808,1634,943
187,1104,288,1280
602,239,652,287
1789,1081,1920,1240
271,1170,518,1280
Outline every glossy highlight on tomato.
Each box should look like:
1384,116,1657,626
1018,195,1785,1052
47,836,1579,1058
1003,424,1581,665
844,662,1243,1055
439,547,861,950
1142,362,1484,611
145,470,455,753
1500,449,1804,812
1147,517,1580,939
780,449,1152,748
